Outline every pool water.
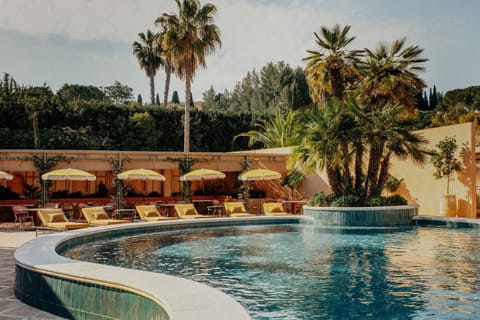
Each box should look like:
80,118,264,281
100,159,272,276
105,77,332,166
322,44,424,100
62,224,480,319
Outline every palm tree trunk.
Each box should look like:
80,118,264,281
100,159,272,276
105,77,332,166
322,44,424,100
326,163,342,196
365,141,385,198
373,151,391,197
163,65,171,105
32,111,40,149
149,75,155,105
184,71,192,153
354,140,364,194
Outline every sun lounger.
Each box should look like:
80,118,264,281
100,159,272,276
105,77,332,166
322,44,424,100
36,208,90,230
223,202,256,217
135,205,178,222
174,204,216,219
81,206,130,226
263,202,292,216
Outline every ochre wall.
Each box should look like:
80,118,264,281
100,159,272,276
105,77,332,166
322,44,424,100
389,122,477,218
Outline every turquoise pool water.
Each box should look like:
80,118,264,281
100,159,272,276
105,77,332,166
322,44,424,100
62,224,480,319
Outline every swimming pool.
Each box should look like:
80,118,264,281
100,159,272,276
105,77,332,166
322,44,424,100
61,223,480,319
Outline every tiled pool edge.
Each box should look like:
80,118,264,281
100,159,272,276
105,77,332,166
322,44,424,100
414,215,480,228
14,217,306,320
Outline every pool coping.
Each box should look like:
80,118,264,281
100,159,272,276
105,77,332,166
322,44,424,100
14,216,308,320
414,215,480,228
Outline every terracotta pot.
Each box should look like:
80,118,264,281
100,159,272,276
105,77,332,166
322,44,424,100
439,194,457,216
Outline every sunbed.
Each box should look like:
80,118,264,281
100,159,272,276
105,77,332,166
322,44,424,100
135,205,178,222
81,206,130,226
223,202,256,217
262,202,292,216
37,208,90,230
174,203,216,219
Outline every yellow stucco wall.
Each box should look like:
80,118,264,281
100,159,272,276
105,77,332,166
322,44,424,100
390,122,477,217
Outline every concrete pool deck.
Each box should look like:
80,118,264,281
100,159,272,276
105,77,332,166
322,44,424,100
0,224,65,319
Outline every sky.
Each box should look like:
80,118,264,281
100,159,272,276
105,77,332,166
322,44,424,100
1,0,479,103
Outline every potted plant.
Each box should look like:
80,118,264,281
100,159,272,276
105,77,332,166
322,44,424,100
430,136,462,216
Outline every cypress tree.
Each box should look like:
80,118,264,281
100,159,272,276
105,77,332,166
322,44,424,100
431,85,439,108
172,90,180,104
155,93,160,105
137,94,143,104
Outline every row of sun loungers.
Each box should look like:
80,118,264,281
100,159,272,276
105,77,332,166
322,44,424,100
35,202,295,231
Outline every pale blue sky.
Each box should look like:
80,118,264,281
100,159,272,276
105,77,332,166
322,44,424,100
0,0,478,102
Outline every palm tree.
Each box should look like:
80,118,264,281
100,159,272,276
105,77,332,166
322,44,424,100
303,24,361,104
289,99,427,199
358,38,428,112
234,108,299,148
156,0,221,152
352,102,427,198
288,100,354,196
154,30,174,105
132,30,163,105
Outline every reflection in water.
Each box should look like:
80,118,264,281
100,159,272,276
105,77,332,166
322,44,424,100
63,225,480,319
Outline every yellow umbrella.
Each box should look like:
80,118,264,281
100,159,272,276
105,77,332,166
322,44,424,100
117,168,165,181
0,170,13,180
179,168,225,181
180,169,225,200
239,168,281,181
41,168,96,181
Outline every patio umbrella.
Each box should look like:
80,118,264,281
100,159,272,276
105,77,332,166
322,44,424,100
41,168,96,205
179,168,226,181
180,168,225,199
41,168,96,181
117,168,165,206
238,168,282,208
117,168,165,181
239,168,281,181
0,170,13,180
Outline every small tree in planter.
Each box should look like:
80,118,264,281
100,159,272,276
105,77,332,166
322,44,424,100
430,136,462,215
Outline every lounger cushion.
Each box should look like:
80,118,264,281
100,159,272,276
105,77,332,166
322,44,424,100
231,206,245,213
94,212,110,220
145,211,160,217
184,208,197,215
270,206,284,213
48,213,68,223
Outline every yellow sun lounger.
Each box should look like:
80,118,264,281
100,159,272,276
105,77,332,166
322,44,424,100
81,206,130,226
262,202,292,216
37,208,90,230
135,205,178,222
223,202,256,217
174,204,216,219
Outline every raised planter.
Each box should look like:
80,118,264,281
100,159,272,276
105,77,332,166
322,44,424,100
303,204,419,227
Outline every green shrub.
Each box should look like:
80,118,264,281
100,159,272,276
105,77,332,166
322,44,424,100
332,194,364,207
387,194,408,205
366,196,389,207
307,192,329,206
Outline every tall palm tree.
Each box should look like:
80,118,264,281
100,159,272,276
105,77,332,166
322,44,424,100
154,30,173,105
358,38,428,112
156,0,221,153
303,24,361,104
132,30,163,105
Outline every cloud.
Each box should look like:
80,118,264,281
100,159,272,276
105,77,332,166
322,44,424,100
0,0,478,100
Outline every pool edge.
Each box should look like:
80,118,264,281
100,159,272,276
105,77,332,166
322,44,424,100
14,216,307,319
